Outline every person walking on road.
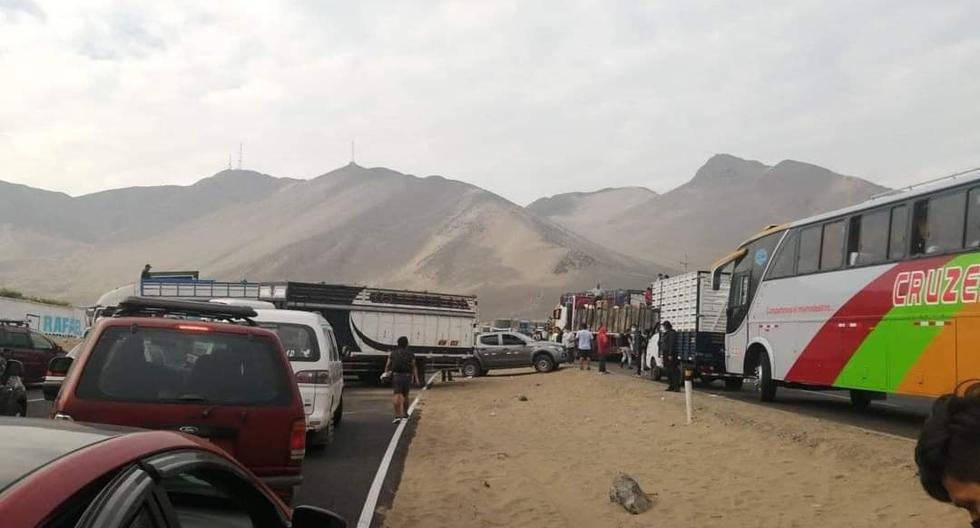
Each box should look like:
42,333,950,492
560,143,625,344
596,325,610,374
576,323,593,370
383,336,419,424
562,329,576,365
660,321,680,391
915,394,980,524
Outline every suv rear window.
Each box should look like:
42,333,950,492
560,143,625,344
258,323,319,362
76,327,291,405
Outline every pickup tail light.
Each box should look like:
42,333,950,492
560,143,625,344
289,419,306,462
295,370,330,384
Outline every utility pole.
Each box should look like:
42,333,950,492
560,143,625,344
238,142,243,170
678,253,690,272
350,140,356,165
227,154,232,170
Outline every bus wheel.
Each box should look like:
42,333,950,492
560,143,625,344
724,378,744,391
849,390,872,410
755,354,777,402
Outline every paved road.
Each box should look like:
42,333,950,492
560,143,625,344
27,381,405,525
606,364,934,439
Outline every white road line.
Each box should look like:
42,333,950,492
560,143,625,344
27,398,45,403
356,371,439,528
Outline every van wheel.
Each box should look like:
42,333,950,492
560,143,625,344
755,353,777,402
460,359,481,378
332,397,343,427
534,354,556,373
653,367,663,382
308,420,334,449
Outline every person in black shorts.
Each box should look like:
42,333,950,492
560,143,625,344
384,336,419,424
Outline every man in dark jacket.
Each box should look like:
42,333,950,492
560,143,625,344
660,321,680,391
384,336,419,424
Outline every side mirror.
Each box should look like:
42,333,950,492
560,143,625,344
43,356,73,402
292,505,347,528
5,359,24,378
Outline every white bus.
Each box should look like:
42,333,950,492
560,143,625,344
710,168,980,407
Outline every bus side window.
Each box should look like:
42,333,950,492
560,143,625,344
889,205,908,260
966,188,980,248
797,226,821,274
847,209,889,266
820,220,846,271
766,230,799,279
911,192,966,256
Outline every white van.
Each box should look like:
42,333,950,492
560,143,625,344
253,309,344,448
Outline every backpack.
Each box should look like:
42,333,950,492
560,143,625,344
390,348,413,373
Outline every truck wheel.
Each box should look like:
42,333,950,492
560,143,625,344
332,397,343,427
461,359,481,378
308,419,334,449
849,390,873,410
755,353,777,402
533,354,556,373
724,378,744,391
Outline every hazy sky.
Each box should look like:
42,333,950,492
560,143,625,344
1,1,979,205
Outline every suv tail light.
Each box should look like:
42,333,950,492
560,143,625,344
295,370,330,384
290,419,306,462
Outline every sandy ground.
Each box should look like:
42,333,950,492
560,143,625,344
382,367,961,528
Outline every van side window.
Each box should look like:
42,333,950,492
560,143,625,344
766,230,798,279
847,209,889,266
889,205,908,260
966,188,980,249
797,226,821,274
323,327,339,361
911,192,966,256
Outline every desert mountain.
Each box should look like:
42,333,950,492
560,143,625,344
0,165,666,318
528,154,888,268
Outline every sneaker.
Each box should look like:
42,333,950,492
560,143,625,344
392,417,402,424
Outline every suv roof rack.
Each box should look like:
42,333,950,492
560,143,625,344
0,319,28,327
114,297,258,325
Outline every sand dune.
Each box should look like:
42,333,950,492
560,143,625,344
383,368,958,528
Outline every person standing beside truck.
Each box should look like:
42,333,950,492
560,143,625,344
576,323,593,370
384,336,419,424
660,321,680,391
562,329,576,365
596,326,610,374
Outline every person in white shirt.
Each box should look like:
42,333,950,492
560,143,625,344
575,323,594,371
562,329,576,364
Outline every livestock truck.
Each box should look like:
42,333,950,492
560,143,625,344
94,276,478,381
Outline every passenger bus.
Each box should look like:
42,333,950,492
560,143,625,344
710,168,980,407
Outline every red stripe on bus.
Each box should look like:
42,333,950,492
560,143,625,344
783,255,952,385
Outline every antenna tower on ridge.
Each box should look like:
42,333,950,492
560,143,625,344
238,143,243,170
350,140,356,165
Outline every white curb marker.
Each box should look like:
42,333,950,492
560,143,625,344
356,370,440,528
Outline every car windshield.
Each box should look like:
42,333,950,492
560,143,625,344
258,322,319,362
76,326,291,405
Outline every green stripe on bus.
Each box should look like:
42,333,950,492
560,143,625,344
834,253,980,391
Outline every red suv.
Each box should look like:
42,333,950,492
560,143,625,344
45,297,306,501
0,319,63,384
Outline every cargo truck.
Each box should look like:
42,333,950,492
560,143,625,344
645,271,741,389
